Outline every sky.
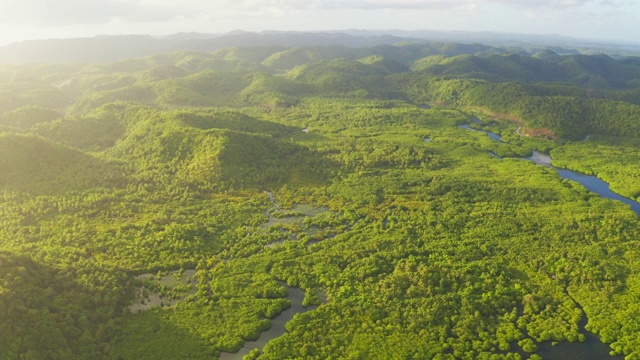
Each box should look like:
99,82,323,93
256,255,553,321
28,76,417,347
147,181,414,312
0,0,638,46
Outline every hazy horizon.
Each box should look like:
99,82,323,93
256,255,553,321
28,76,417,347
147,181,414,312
0,0,638,47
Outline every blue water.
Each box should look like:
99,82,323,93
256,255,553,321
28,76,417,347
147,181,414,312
458,124,504,143
487,132,503,143
459,124,477,131
555,168,640,215
526,153,640,218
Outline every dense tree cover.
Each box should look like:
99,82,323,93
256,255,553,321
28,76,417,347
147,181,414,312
3,41,639,140
392,75,640,140
1,43,640,360
411,52,640,88
0,251,128,359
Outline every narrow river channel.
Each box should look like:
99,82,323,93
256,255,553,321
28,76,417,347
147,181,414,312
218,284,315,360
460,124,640,218
527,150,640,216
219,193,317,359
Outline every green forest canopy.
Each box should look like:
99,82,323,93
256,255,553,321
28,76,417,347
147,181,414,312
1,41,640,359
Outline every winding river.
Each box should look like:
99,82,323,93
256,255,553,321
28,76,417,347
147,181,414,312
461,123,630,359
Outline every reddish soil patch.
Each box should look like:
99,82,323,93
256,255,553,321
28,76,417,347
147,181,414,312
467,106,557,139
523,127,557,140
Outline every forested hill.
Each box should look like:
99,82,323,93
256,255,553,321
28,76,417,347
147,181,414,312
2,30,638,65
3,40,640,359
2,41,640,140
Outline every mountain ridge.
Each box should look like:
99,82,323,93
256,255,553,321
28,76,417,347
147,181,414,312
2,30,640,65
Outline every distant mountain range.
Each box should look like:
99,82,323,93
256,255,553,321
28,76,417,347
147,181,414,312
1,30,640,64
0,32,409,64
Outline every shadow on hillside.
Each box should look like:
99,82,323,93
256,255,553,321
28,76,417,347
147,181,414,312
0,133,126,196
109,310,216,359
175,110,299,138
186,130,339,190
0,251,129,359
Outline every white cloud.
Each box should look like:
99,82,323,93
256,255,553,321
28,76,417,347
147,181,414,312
0,0,636,46
228,0,604,10
0,0,615,27
0,0,193,25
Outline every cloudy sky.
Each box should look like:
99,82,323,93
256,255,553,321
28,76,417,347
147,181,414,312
0,0,638,45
